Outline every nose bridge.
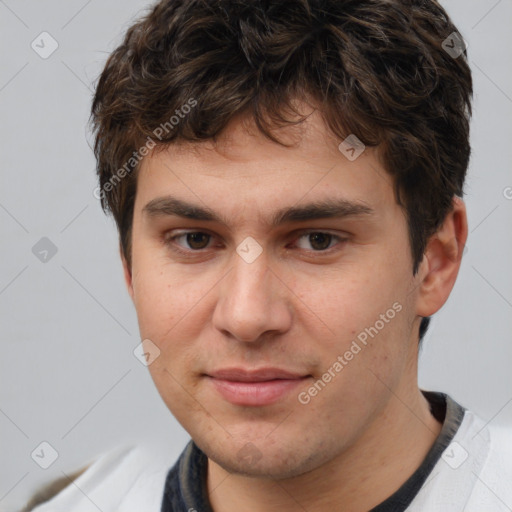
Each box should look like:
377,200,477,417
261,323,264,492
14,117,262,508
228,249,273,314
231,250,271,299
212,246,291,342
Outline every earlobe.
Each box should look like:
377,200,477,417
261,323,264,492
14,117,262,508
415,197,468,318
120,244,135,301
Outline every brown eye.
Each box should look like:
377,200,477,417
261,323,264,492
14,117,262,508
165,231,213,253
183,232,211,250
308,233,332,250
296,232,337,251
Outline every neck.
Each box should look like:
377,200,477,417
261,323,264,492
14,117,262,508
207,372,442,512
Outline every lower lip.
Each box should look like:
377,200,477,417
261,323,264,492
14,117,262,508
208,377,308,406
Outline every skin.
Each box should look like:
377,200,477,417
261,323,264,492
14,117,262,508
122,108,467,511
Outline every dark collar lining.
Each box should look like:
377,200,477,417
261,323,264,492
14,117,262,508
369,391,465,511
161,391,465,512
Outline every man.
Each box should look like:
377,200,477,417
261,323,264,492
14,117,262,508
26,0,512,511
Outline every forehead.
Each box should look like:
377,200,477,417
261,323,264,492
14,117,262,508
134,110,395,223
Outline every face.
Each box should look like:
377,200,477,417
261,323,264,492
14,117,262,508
124,110,426,479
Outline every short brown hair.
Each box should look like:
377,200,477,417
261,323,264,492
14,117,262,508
90,0,472,339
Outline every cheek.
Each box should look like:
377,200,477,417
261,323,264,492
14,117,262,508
131,255,197,334
131,271,176,339
292,263,396,337
130,260,220,376
292,258,412,380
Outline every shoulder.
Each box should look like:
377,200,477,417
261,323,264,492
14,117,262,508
477,423,512,492
21,466,90,512
456,413,512,511
407,402,512,511
24,440,177,512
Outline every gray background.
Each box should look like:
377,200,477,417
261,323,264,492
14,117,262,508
1,1,511,510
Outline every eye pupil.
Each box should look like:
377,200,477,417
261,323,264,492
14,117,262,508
187,232,210,249
309,232,331,250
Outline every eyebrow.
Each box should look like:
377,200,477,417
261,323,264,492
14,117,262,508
142,195,374,227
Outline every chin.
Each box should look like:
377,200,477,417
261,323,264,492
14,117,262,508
200,435,328,480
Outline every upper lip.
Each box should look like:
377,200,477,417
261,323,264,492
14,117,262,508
207,368,308,382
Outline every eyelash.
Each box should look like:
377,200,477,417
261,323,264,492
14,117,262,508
163,230,347,257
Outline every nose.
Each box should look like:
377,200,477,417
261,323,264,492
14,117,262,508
212,246,292,343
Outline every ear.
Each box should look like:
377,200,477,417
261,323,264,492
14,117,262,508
415,197,468,317
120,243,135,301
